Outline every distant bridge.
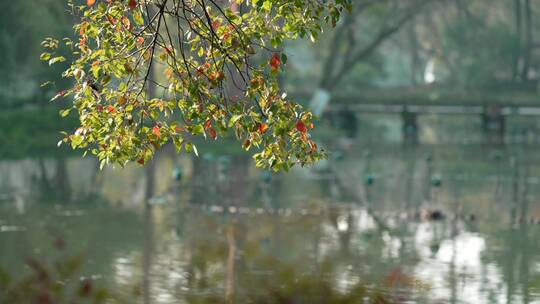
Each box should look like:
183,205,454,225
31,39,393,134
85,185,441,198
293,86,540,114
291,86,540,143
328,103,540,116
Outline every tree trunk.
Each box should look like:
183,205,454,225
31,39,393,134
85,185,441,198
143,5,158,303
408,17,420,85
54,158,70,202
513,0,523,81
521,0,532,81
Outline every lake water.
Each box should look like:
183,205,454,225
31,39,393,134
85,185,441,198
1,144,540,303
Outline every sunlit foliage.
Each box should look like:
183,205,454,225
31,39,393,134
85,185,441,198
42,0,352,171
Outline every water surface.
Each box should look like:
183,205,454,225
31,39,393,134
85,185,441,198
1,144,540,303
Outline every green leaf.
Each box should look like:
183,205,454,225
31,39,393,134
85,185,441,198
228,114,243,127
192,124,205,135
59,109,71,117
40,53,52,61
281,53,288,64
262,1,272,11
40,0,341,171
133,10,145,25
48,56,66,65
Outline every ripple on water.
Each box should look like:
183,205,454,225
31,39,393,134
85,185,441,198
0,225,26,232
55,209,86,217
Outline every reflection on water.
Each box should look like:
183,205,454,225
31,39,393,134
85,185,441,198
1,144,540,303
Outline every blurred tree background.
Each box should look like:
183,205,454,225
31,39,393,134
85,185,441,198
0,0,73,108
0,0,77,158
284,0,540,92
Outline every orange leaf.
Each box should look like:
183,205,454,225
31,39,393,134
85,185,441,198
258,123,269,134
107,15,116,25
153,126,161,139
106,105,117,113
87,0,96,6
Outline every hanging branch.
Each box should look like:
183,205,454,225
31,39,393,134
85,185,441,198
42,0,353,171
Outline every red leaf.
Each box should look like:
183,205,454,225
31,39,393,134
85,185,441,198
269,53,282,71
204,119,212,130
121,16,132,31
54,237,65,250
137,158,145,165
212,19,221,30
209,128,217,140
384,268,415,288
128,0,137,9
153,126,161,139
87,0,96,6
296,121,307,133
55,90,67,99
243,139,251,149
79,279,93,297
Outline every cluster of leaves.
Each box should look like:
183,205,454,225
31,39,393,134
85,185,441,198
42,0,351,171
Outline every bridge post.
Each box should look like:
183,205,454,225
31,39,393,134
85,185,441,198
334,107,358,138
482,104,505,144
402,108,419,145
